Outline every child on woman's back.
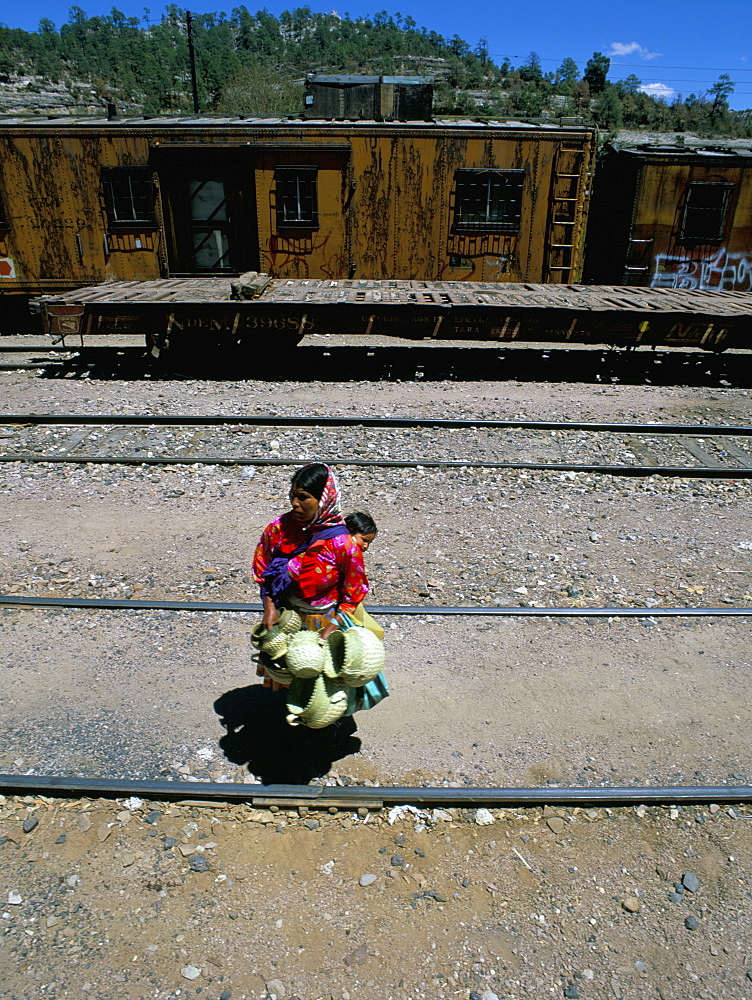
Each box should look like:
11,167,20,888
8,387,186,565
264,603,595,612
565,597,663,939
344,512,382,639
345,511,377,553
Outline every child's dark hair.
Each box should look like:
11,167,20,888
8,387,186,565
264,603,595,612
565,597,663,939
345,511,377,536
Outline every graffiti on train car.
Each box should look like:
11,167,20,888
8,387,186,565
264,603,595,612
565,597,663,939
266,234,346,282
650,247,752,292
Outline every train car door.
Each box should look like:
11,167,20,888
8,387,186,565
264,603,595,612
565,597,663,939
155,150,259,275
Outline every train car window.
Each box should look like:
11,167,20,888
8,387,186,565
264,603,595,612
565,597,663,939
102,167,157,227
680,182,734,242
275,166,318,229
188,179,232,271
453,169,525,233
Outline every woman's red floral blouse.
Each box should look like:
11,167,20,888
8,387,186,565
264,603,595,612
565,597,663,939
253,512,369,616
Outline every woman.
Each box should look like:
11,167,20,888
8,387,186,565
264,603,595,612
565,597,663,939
252,463,369,688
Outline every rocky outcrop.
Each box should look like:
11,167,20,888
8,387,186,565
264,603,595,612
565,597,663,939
0,75,141,116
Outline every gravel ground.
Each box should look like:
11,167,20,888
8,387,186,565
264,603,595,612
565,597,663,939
1,365,752,999
2,794,752,1000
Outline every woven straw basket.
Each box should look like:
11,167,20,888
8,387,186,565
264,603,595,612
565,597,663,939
251,609,302,658
259,625,290,661
277,608,303,634
286,674,348,728
250,621,267,650
258,654,294,686
324,626,385,687
285,630,327,678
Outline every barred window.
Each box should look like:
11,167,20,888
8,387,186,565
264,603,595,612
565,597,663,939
102,167,157,227
275,166,318,229
680,182,733,242
453,169,525,233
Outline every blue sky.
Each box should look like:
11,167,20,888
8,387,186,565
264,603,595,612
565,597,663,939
4,0,751,110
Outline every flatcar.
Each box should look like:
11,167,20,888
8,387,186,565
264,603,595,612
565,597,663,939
33,276,752,354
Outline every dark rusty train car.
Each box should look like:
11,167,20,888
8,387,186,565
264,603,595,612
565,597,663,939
584,134,752,291
0,112,595,328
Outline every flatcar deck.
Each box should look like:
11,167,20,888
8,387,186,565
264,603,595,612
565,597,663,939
32,278,752,351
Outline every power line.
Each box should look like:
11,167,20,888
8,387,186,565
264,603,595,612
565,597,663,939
490,53,752,74
609,62,751,73
622,78,749,86
484,52,752,97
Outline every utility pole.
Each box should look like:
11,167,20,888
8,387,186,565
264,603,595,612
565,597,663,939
186,11,200,114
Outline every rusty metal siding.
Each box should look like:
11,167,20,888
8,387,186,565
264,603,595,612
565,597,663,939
255,149,350,279
625,157,752,290
348,135,391,278
345,129,594,283
0,119,595,296
0,132,161,293
389,135,444,279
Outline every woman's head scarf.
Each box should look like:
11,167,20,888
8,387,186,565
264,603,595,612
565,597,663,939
305,465,345,532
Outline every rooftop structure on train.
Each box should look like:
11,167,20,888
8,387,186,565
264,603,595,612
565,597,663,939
303,74,434,121
0,110,595,329
584,132,752,292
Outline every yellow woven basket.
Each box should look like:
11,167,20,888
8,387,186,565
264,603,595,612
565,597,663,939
286,674,348,728
324,626,385,687
277,608,303,634
285,631,326,678
251,621,267,650
251,609,302,657
260,625,290,661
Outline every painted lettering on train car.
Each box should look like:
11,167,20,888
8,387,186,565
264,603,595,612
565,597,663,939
169,313,314,332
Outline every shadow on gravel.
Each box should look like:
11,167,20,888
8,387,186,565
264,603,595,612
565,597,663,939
214,683,360,785
30,343,751,388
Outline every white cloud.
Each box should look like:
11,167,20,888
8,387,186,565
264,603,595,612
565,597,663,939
639,82,676,102
608,41,661,60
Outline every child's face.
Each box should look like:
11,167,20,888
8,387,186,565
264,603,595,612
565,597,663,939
354,531,376,553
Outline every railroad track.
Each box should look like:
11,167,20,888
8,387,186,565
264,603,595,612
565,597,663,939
1,772,751,808
1,414,751,477
0,594,749,617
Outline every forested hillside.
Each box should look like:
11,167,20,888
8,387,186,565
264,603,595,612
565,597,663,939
0,5,749,136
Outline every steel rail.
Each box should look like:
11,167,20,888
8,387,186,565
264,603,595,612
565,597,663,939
3,414,751,435
0,454,749,478
1,595,749,617
0,363,62,371
0,773,750,808
0,348,73,355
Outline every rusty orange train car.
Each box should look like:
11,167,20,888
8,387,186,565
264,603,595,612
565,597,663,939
585,135,752,291
0,112,595,328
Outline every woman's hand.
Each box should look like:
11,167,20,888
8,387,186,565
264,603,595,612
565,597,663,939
262,596,279,631
319,619,339,640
